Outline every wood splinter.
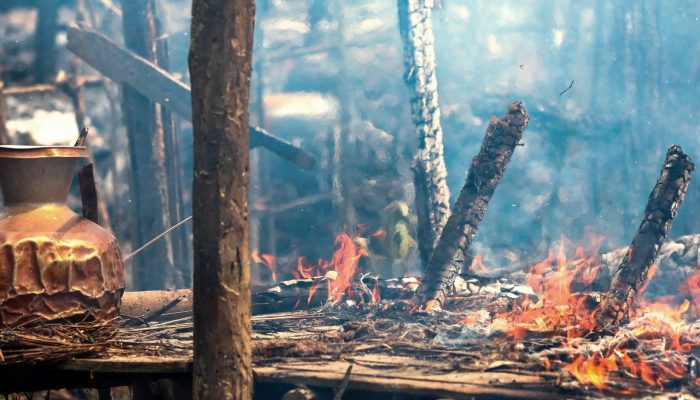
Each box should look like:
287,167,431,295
416,102,529,308
596,145,695,328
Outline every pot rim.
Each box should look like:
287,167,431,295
0,145,88,159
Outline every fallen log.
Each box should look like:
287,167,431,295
397,0,451,266
120,273,535,318
416,102,529,307
65,25,316,170
596,145,695,327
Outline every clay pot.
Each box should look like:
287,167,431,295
0,145,124,326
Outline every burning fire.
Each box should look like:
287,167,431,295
254,227,700,393
251,249,277,281
493,230,700,392
253,231,370,305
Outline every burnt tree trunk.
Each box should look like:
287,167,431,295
416,102,529,307
189,0,255,398
34,0,59,83
397,0,451,267
596,145,695,327
120,0,179,289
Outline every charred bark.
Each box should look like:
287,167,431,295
189,0,255,398
78,163,99,224
416,102,529,307
120,0,179,290
596,145,695,327
397,0,451,266
0,82,9,145
66,62,112,229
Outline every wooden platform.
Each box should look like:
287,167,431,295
0,308,687,398
0,353,576,399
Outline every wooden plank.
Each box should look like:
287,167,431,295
59,356,191,374
54,355,563,399
65,25,316,170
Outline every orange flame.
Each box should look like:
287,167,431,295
326,233,368,302
469,254,488,274
251,249,277,281
504,234,605,340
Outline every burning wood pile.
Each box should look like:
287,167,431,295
245,101,700,396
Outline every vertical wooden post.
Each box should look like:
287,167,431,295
0,81,9,145
35,0,59,83
154,0,192,286
120,0,180,289
190,0,255,398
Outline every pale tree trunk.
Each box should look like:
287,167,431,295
189,0,255,398
397,0,451,266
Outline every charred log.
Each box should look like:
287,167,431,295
189,0,255,397
590,234,700,299
119,274,532,317
416,102,529,307
397,0,451,266
596,145,695,327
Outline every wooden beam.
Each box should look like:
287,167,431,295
154,4,192,286
119,0,179,290
189,0,255,398
66,25,316,170
34,0,59,83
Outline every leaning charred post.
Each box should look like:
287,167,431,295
397,0,451,266
416,102,529,307
190,0,255,398
596,145,695,328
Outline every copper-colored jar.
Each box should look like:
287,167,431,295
0,146,124,326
